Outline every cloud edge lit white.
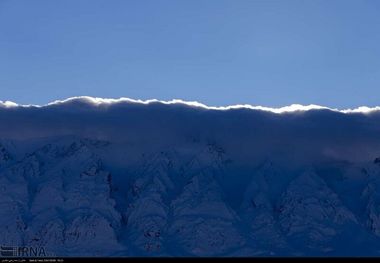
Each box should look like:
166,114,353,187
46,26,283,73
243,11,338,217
1,96,380,114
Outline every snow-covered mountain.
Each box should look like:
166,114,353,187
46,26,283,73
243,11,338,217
1,136,380,256
2,98,380,256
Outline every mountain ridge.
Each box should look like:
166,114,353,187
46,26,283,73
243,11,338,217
1,136,380,256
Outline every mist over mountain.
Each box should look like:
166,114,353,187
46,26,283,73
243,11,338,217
2,97,380,256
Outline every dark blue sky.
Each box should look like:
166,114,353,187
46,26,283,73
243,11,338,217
1,0,380,108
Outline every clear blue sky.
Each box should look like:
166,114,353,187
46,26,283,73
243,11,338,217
1,0,380,108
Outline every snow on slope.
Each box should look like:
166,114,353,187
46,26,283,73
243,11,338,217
0,137,380,256
0,138,122,256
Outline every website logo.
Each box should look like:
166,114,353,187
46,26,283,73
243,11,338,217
0,246,51,257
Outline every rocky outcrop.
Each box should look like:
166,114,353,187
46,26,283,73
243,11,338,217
277,170,357,252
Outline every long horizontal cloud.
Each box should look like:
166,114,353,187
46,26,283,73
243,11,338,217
1,96,380,114
1,96,380,165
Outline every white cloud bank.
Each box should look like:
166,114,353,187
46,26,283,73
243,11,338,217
1,96,380,114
